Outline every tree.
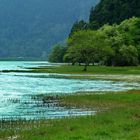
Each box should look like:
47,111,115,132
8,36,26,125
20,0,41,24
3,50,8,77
89,0,140,28
65,30,112,71
119,45,138,66
119,17,140,63
99,18,140,66
66,17,140,67
69,20,87,37
49,45,67,63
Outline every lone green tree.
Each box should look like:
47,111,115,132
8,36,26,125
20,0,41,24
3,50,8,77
66,30,112,71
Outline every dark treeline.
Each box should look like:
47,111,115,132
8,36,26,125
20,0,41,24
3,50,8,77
90,0,140,27
49,0,140,69
70,0,140,33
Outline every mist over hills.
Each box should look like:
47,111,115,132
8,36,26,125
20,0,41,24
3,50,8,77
0,0,99,59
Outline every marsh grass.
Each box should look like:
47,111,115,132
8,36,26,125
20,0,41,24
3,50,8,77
60,90,140,108
0,90,140,140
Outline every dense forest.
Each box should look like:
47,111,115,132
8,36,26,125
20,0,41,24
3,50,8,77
90,0,140,27
0,0,99,59
49,0,140,68
69,0,140,34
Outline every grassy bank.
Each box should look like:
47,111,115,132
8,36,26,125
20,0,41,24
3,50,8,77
29,65,140,74
2,65,140,74
2,65,140,82
0,90,140,140
59,90,140,108
4,65,140,82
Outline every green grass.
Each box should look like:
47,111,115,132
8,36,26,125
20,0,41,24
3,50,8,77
0,90,140,140
1,64,140,139
2,65,140,75
59,90,140,108
29,65,140,75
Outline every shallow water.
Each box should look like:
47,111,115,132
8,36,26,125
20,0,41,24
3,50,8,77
0,61,139,120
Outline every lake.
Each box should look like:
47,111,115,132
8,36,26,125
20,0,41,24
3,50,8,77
0,61,139,120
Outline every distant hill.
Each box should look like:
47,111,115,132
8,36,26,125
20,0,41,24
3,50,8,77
0,0,99,59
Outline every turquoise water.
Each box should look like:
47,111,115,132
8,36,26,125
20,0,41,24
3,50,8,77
0,61,139,120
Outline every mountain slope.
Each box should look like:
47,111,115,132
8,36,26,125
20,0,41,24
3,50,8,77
0,0,99,59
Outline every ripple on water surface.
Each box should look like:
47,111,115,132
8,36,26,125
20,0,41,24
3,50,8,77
0,61,140,120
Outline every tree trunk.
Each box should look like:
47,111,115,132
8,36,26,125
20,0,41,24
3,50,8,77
72,62,75,65
83,64,87,71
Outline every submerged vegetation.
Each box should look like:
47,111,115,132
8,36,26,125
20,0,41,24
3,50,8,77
0,90,140,140
0,0,140,139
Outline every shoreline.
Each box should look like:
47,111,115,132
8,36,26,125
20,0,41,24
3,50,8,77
0,90,140,139
0,63,140,139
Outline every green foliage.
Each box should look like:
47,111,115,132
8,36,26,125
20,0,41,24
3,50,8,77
118,17,140,63
119,45,138,66
65,17,140,67
65,30,112,70
89,0,140,27
69,20,88,37
100,17,140,65
69,0,140,50
49,45,67,63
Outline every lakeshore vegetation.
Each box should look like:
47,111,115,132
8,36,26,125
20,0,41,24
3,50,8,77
49,17,140,71
0,90,140,140
0,0,140,140
49,0,140,71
